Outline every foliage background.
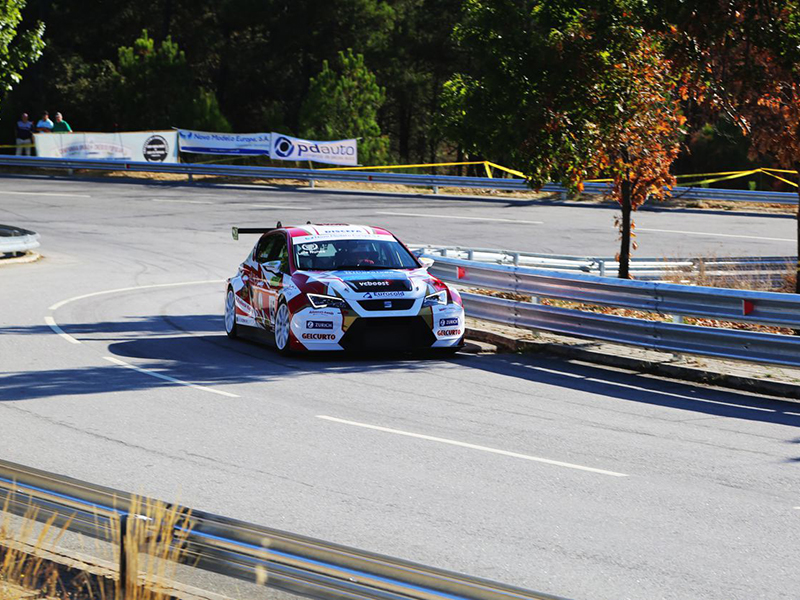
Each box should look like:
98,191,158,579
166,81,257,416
0,0,783,176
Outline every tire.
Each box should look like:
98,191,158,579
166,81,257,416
273,300,292,354
224,288,238,339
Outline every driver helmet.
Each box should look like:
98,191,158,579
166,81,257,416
346,241,377,264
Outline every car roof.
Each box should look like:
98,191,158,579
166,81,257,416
284,224,394,240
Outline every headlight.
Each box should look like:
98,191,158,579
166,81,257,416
422,290,447,307
307,293,349,309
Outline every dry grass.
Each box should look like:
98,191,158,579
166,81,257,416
1,492,193,600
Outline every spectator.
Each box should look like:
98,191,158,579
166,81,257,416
15,113,33,155
51,112,72,133
36,111,53,133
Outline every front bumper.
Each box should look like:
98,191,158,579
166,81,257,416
289,304,465,351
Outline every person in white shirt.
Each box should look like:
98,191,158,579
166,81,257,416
36,111,53,133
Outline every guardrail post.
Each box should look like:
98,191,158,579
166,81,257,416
119,513,129,599
672,314,684,324
188,172,193,183
309,179,316,189
432,185,439,194
512,253,520,266
467,249,474,261
599,260,606,277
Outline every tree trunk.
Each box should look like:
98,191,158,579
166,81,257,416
618,176,633,279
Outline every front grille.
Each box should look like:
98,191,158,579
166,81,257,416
358,299,416,311
339,316,436,351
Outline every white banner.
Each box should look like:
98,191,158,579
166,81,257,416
34,131,179,163
177,129,272,155
270,133,358,166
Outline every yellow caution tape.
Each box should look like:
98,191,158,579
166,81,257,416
761,167,798,174
759,169,798,188
485,162,527,178
676,168,763,187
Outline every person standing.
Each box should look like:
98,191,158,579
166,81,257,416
51,112,72,133
15,113,33,155
36,111,53,133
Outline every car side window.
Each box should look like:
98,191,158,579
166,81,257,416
255,236,276,263
268,236,290,273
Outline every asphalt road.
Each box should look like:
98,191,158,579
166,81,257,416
1,174,799,600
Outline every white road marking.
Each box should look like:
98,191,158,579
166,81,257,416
44,315,80,344
150,199,309,209
152,199,213,205
49,279,224,311
637,227,793,242
317,415,628,477
104,356,239,397
232,203,311,209
0,190,91,198
375,211,544,225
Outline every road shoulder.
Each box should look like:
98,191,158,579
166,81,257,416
466,317,800,400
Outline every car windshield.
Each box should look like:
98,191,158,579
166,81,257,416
293,238,419,271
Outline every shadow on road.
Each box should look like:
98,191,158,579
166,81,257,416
0,313,459,402
3,312,800,433
459,352,800,428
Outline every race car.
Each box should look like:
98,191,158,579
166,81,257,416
224,223,465,353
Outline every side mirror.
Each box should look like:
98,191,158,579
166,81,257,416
418,256,435,270
262,260,282,273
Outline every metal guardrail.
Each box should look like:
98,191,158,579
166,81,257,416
577,181,800,205
0,224,39,254
0,156,529,193
423,254,800,368
413,245,792,282
0,155,797,204
460,291,800,367
0,458,566,600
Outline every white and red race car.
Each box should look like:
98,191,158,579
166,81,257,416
225,223,465,353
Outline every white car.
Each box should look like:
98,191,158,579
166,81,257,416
225,223,466,353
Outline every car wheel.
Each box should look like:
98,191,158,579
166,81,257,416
224,288,238,339
273,301,292,354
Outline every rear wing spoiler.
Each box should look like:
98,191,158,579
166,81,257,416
232,224,283,240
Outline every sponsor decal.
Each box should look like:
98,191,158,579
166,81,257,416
177,129,271,155
439,318,460,327
347,278,411,293
437,329,462,337
370,291,407,298
306,320,333,329
302,332,336,340
308,309,336,316
143,135,169,162
273,136,296,159
34,131,178,162
271,133,357,166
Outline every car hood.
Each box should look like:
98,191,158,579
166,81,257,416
296,268,436,299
